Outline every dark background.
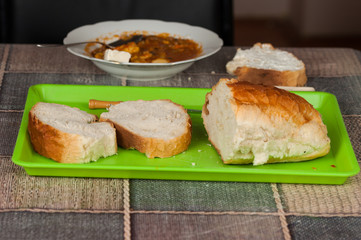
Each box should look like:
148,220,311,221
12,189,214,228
233,0,361,50
1,0,360,49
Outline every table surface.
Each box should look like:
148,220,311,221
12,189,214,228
1,44,361,240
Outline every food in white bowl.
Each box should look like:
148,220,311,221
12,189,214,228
89,33,202,64
63,19,223,81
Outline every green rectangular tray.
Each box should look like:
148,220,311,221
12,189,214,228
12,84,359,184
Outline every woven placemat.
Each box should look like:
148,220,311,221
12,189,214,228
6,45,361,78
282,48,361,77
281,116,361,215
0,158,124,211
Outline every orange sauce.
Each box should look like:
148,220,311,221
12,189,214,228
89,33,202,63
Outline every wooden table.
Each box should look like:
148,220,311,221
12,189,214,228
1,44,361,240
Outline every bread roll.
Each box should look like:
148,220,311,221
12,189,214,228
226,43,307,87
99,99,192,158
202,78,330,165
28,102,117,163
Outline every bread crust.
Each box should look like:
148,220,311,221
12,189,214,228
28,103,117,163
226,79,322,125
100,99,192,158
202,78,330,165
227,43,307,87
233,66,307,87
102,118,192,158
28,108,84,163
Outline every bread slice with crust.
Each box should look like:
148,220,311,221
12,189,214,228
99,99,192,158
28,102,117,163
202,78,330,165
226,43,307,87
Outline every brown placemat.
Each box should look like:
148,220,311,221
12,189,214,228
6,45,361,78
287,48,361,77
0,158,124,211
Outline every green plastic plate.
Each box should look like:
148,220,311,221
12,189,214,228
12,84,359,184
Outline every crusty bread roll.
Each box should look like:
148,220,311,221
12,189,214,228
99,99,192,158
202,78,330,165
28,102,117,163
226,43,307,87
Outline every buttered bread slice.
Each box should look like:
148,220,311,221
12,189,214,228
226,43,307,86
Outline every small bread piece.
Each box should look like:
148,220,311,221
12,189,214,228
202,78,330,165
99,100,192,158
226,43,307,87
28,102,117,163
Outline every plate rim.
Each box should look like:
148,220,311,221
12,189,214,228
63,19,224,67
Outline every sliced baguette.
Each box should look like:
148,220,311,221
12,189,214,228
202,78,330,165
28,102,117,163
226,43,307,87
99,99,192,158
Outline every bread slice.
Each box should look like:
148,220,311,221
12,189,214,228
226,43,307,87
28,102,117,163
202,78,330,165
99,100,192,158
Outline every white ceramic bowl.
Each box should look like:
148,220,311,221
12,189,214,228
63,19,223,81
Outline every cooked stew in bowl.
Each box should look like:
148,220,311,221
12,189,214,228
88,33,202,63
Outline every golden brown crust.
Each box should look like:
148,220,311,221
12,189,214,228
27,103,117,164
100,99,192,158
229,43,307,87
100,118,192,158
233,66,307,87
28,108,83,163
106,119,191,158
202,78,330,165
224,78,322,126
